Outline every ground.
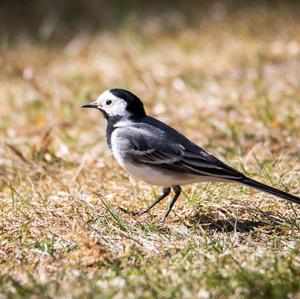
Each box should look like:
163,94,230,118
1,3,300,299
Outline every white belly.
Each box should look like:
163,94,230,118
122,160,199,186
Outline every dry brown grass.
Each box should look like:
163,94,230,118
1,3,300,298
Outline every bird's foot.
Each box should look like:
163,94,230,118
161,217,167,224
118,206,146,217
132,210,147,217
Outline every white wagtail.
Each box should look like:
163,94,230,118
82,88,300,222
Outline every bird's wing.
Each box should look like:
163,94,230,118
117,123,244,180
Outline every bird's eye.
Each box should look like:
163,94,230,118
106,100,112,105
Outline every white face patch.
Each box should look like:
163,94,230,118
96,90,129,118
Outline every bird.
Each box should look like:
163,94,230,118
81,88,300,222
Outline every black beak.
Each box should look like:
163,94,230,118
81,101,107,118
81,101,98,109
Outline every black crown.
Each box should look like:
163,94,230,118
110,88,146,117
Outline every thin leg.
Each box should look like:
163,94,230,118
162,185,182,223
133,187,171,216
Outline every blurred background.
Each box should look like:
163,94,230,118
2,1,300,44
3,0,298,42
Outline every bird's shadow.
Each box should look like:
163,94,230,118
186,212,280,233
201,219,266,233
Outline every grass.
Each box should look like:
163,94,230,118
1,3,300,298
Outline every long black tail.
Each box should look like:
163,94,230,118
240,177,300,205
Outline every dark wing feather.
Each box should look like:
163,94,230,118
117,122,244,180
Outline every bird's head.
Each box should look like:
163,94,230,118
81,88,146,120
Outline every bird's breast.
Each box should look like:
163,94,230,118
110,129,127,168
